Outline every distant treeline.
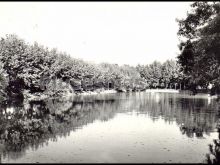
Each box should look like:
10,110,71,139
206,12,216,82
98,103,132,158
0,34,184,99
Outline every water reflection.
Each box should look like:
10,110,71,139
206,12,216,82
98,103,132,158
135,93,220,138
0,92,219,163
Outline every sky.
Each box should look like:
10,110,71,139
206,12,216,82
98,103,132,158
0,2,192,66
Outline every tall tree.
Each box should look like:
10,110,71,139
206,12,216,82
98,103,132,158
177,2,220,93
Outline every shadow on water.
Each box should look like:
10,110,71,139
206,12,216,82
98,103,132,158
0,92,219,162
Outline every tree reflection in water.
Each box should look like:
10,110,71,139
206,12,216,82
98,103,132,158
0,95,119,161
0,92,219,162
136,93,220,138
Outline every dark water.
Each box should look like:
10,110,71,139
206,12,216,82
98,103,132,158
0,92,220,163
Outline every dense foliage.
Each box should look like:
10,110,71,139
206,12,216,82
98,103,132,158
136,60,183,89
177,2,220,94
0,34,184,99
0,62,8,101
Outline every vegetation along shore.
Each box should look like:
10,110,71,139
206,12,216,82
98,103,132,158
0,33,219,102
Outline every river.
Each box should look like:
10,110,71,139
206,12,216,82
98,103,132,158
0,92,219,163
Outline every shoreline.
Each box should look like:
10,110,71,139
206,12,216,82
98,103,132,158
145,89,180,93
79,89,117,95
21,89,220,102
23,89,118,101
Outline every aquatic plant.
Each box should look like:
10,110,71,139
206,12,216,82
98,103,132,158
206,127,220,164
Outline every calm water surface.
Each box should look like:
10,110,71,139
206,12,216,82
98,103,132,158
0,92,220,163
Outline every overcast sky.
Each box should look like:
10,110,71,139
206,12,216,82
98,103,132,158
0,2,192,66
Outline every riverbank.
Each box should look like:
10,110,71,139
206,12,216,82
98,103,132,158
80,89,117,95
19,88,220,102
145,89,219,99
23,89,118,101
145,89,180,93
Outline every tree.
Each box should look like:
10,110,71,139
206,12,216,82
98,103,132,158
177,2,220,40
161,60,181,89
177,2,220,93
0,34,27,97
0,62,8,100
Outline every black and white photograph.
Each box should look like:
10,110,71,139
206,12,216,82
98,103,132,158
0,1,220,164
